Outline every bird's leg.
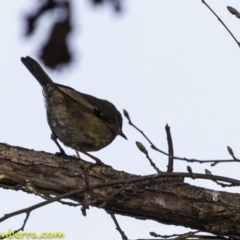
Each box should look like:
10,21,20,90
51,133,66,155
79,151,105,166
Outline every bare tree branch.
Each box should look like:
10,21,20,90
1,143,240,238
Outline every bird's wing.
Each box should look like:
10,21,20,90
57,85,95,112
58,85,112,121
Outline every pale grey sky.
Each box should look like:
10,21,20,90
0,1,240,239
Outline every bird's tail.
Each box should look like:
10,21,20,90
21,56,54,87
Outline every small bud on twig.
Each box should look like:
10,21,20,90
227,146,234,156
123,109,131,121
205,169,212,175
187,166,195,179
25,180,38,193
136,141,147,154
227,6,237,15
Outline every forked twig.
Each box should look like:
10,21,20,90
123,109,240,166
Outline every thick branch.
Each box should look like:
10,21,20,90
0,143,240,238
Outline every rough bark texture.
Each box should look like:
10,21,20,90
0,143,240,238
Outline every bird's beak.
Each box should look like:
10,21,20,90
119,130,127,140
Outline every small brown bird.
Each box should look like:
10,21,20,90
21,56,127,158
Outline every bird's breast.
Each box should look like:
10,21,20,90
46,97,117,152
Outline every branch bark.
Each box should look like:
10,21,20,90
0,143,240,238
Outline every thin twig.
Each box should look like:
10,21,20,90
145,151,162,173
124,109,168,156
123,109,240,166
1,172,240,227
41,194,81,207
98,183,129,208
110,214,128,240
0,212,31,240
150,230,228,240
15,211,30,232
150,230,200,239
202,0,240,47
165,124,174,172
